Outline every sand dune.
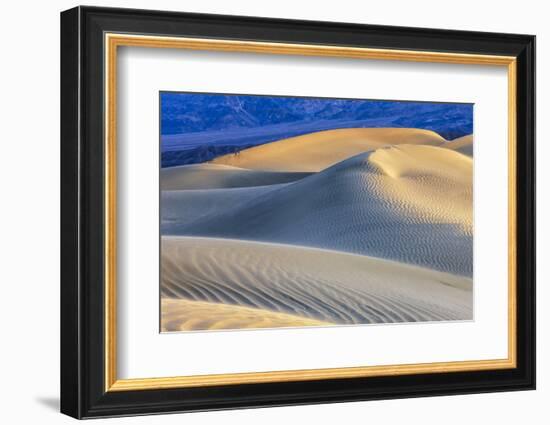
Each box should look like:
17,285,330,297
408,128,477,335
161,237,472,330
212,128,446,172
162,298,332,332
369,144,472,233
160,127,473,331
161,163,311,190
161,184,287,230
444,134,473,157
165,145,472,276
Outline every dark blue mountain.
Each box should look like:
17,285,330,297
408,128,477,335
161,92,472,167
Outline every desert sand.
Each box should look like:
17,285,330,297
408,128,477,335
160,127,473,331
163,145,472,276
161,163,311,190
162,237,472,329
443,134,473,157
212,128,446,172
162,298,332,332
161,184,285,231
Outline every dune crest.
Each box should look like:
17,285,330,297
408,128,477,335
161,163,311,190
212,128,446,172
368,145,472,233
369,144,472,180
165,145,472,276
443,134,473,157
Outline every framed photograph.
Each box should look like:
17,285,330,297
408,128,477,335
60,6,535,419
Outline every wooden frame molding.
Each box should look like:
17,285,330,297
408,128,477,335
103,33,518,392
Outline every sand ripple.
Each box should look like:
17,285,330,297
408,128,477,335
165,145,472,276
160,129,474,331
161,237,472,330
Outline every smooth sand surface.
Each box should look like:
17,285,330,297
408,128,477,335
161,237,472,330
161,184,287,230
161,163,311,190
443,134,473,157
164,145,472,276
160,127,473,331
212,128,446,172
162,298,332,332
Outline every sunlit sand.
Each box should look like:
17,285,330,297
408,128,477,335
162,237,472,330
160,128,473,331
212,128,445,171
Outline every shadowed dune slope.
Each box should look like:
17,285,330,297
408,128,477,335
212,128,446,172
162,298,332,332
443,134,473,157
161,184,286,230
165,145,473,276
161,237,472,329
161,163,311,190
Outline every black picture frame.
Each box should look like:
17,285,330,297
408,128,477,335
61,5,535,419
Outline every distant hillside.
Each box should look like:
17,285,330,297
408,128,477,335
160,93,473,167
161,144,255,168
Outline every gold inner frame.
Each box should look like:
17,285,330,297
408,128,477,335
104,33,518,392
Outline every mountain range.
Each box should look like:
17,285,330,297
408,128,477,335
160,92,473,167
